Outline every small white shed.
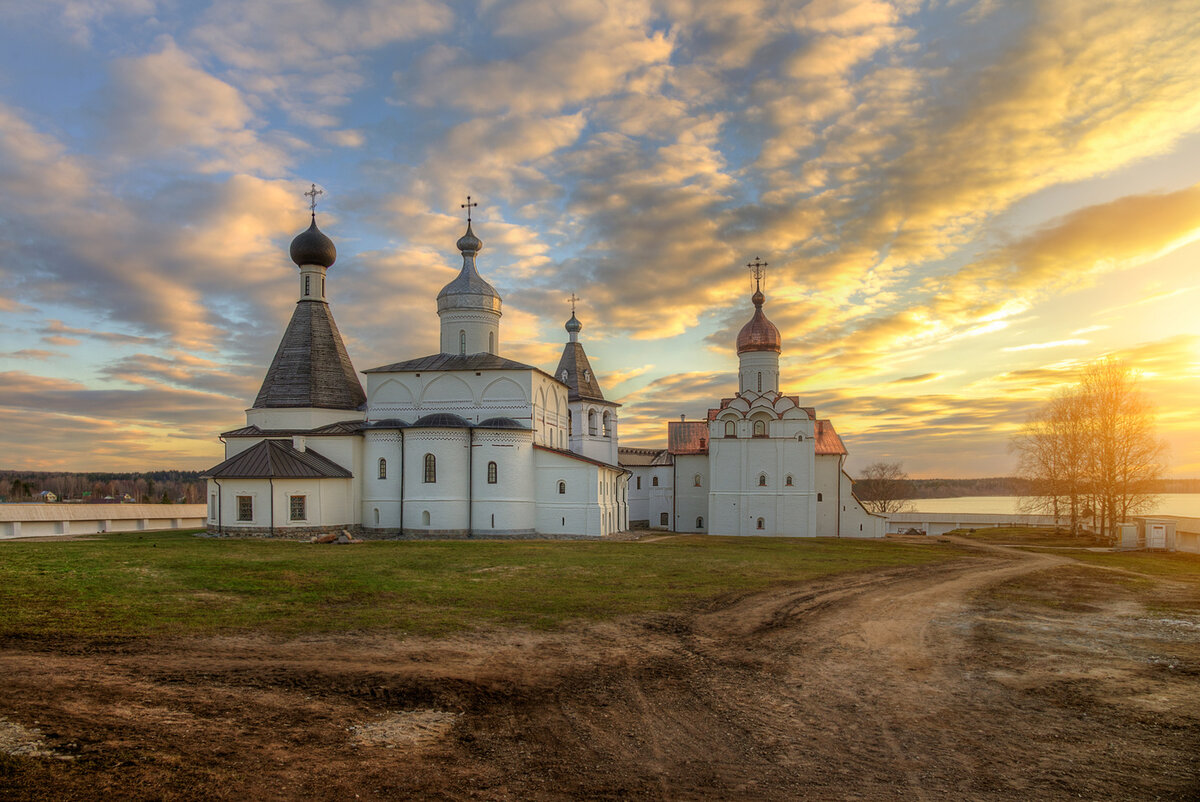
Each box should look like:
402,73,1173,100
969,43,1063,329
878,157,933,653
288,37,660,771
1117,522,1139,549
1141,518,1177,551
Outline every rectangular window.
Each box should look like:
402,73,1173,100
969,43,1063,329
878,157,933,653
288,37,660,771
289,495,306,521
237,495,253,522
636,476,641,489
660,512,669,526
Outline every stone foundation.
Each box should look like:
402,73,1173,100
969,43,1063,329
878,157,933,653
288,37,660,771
203,525,599,541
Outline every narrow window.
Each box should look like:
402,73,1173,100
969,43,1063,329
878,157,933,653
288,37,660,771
725,420,736,438
321,277,324,296
304,275,311,296
652,476,659,487
558,480,566,495
459,330,467,355
209,493,217,521
374,508,380,525
660,512,669,526
693,474,702,487
583,369,590,382
756,517,765,530
603,413,611,437
289,495,306,521
817,492,823,502
785,475,793,487
568,410,573,436
489,332,495,353
696,516,704,528
561,369,568,383
424,453,436,483
753,420,766,437
758,474,767,487
487,461,498,484
636,476,641,490
422,510,430,526
860,523,864,531
757,372,762,392
236,495,253,522
491,513,495,528
378,458,387,480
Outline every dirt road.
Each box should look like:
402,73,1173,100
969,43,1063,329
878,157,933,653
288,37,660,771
2,539,1197,800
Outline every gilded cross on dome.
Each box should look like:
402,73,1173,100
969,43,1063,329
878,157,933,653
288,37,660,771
304,183,324,214
461,194,478,224
568,292,580,314
747,257,768,291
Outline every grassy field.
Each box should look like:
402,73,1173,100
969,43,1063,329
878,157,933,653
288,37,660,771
0,532,963,639
950,526,1109,547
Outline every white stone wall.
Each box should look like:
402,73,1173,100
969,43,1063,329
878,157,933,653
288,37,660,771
568,400,619,465
707,426,817,537
738,350,780,395
402,427,471,534
837,470,886,538
673,454,709,533
362,429,404,529
208,477,356,532
244,407,364,431
471,428,536,534
648,466,673,529
533,449,627,537
814,454,841,536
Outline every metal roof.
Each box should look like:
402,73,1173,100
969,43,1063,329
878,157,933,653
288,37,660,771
253,300,366,410
814,419,847,456
553,341,607,403
222,419,367,438
411,412,471,428
203,440,353,479
533,444,629,473
667,420,710,455
618,447,673,467
365,352,543,374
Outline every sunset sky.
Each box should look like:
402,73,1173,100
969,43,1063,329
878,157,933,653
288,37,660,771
2,0,1199,477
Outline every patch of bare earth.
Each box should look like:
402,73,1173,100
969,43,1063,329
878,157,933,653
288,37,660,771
1,541,1197,800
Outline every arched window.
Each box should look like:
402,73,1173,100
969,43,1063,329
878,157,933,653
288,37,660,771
489,332,495,353
561,369,568,383
817,492,823,502
459,330,467,355
696,516,704,528
487,461,498,484
756,517,765,530
724,420,736,438
588,410,598,436
423,453,436,483
652,476,659,487
422,510,430,526
374,508,380,525
602,412,611,437
558,480,566,495
583,369,590,382
758,474,767,487
785,475,793,486
378,458,387,480
753,419,766,437
693,474,702,487
757,371,762,392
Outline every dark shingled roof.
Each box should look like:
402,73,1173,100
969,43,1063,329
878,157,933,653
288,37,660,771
412,412,471,428
478,416,526,429
618,446,673,467
221,419,366,438
365,352,541,374
554,341,606,403
203,439,352,479
253,300,366,410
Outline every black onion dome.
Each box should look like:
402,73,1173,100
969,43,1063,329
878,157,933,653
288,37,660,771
478,416,526,429
412,412,470,428
290,216,337,268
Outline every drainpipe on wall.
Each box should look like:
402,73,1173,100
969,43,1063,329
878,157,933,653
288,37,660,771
269,477,274,537
213,479,223,536
672,459,677,533
837,454,844,538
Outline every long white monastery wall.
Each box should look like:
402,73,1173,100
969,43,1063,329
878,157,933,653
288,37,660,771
0,504,207,539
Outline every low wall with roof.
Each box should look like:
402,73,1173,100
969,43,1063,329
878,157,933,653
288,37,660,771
0,504,206,539
886,511,1058,536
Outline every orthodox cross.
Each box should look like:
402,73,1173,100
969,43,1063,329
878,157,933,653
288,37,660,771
461,194,478,224
304,183,324,214
747,257,768,291
568,292,580,314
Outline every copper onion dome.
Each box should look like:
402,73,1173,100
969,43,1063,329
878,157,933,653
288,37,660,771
736,289,781,354
289,215,337,268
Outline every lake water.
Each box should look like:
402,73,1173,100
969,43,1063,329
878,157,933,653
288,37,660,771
911,494,1200,519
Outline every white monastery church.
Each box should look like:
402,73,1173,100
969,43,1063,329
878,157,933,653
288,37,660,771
204,199,883,539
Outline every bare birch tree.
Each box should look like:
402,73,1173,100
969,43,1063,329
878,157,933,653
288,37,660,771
1013,359,1165,540
856,462,912,514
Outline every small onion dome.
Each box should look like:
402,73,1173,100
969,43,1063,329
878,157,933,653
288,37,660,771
412,412,470,428
736,290,781,354
456,221,483,253
477,416,526,429
565,312,582,335
290,215,337,268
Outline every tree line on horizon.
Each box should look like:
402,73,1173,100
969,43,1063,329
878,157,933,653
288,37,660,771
1,470,205,504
